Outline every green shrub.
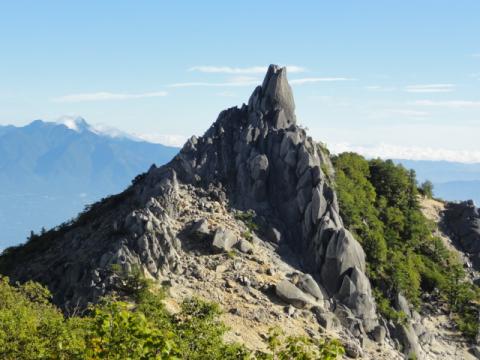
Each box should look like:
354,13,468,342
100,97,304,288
0,275,345,359
255,327,345,360
235,210,259,232
419,180,434,198
0,277,87,359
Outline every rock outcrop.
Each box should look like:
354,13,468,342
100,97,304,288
444,200,480,270
172,64,378,331
0,65,378,349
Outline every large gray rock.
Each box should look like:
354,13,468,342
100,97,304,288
339,267,377,332
395,293,411,317
395,324,422,359
250,154,269,181
237,239,253,254
275,279,313,308
321,229,366,293
343,340,363,358
212,228,239,252
373,325,386,344
311,183,328,223
266,226,282,244
190,218,211,238
444,200,480,269
334,304,365,338
297,273,327,301
312,307,340,330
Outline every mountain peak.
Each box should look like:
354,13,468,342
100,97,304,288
1,65,376,350
56,116,91,132
248,64,296,129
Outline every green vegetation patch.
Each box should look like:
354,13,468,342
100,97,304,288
0,269,345,359
333,153,480,339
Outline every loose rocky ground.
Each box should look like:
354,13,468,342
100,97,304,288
154,183,403,359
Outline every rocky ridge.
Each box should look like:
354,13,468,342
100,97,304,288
0,65,477,359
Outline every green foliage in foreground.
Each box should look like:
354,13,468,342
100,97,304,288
333,153,480,339
0,274,344,359
254,328,345,360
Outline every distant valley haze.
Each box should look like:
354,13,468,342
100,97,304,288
0,117,178,248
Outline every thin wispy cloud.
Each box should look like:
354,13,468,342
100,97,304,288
473,53,480,58
405,84,455,93
290,77,354,85
413,100,480,108
330,142,480,163
189,65,306,74
52,91,168,103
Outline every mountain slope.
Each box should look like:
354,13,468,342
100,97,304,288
0,66,478,359
0,65,381,355
0,118,178,248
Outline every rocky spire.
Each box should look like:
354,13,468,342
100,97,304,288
248,64,296,129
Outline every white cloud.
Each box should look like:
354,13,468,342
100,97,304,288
134,133,187,147
405,84,455,93
188,65,306,74
290,77,354,85
412,100,480,108
55,115,91,131
473,53,480,58
52,91,168,103
51,115,186,147
330,142,480,163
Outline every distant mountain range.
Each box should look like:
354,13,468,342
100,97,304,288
0,117,178,248
395,159,480,205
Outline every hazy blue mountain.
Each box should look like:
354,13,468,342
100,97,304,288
395,159,480,205
0,117,178,248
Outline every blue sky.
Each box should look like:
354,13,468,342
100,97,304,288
1,1,479,161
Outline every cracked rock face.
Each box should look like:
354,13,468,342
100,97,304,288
444,200,480,269
0,64,377,332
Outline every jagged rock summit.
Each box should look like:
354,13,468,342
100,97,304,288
0,64,380,353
